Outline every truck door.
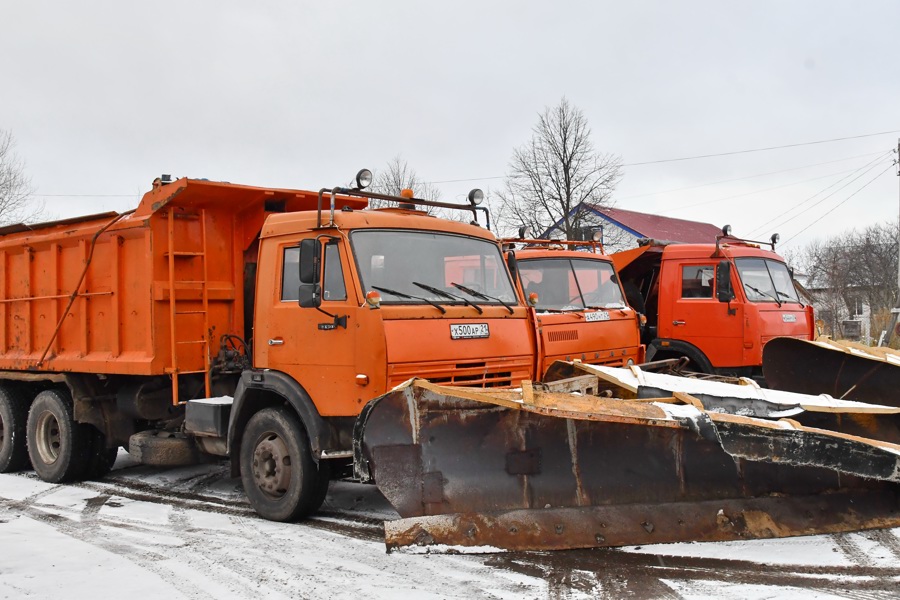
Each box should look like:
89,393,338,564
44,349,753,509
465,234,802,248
660,262,744,369
263,239,362,416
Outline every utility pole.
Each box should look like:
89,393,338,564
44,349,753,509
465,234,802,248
884,138,900,347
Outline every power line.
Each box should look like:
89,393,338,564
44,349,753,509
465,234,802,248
746,151,895,237
615,150,888,201
622,129,900,167
654,161,888,215
780,163,896,248
423,129,900,185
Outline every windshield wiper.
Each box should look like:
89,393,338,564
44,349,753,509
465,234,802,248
413,282,484,314
450,282,514,314
744,283,781,307
372,285,446,314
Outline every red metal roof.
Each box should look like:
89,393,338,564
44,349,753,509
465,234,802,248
590,205,722,243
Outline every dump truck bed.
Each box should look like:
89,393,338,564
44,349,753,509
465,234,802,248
0,179,365,375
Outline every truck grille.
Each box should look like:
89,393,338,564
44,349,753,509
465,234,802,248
389,357,532,389
547,330,579,342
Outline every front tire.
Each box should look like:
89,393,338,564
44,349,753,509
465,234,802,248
26,389,89,483
240,407,319,522
0,385,31,473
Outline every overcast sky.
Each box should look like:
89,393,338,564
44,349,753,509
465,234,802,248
2,1,898,252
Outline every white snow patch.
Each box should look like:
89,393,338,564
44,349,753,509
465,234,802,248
189,396,233,405
622,534,854,567
0,515,189,598
393,543,507,555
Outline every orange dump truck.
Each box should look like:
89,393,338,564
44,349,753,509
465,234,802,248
612,231,814,381
0,173,534,520
504,238,644,375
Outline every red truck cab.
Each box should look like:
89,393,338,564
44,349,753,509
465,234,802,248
613,233,814,381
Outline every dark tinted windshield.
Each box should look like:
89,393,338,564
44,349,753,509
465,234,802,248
350,230,518,305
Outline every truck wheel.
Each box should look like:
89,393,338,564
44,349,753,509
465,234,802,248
0,385,31,473
82,427,119,479
240,407,318,522
26,389,89,483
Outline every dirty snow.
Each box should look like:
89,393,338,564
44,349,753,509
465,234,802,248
2,452,900,599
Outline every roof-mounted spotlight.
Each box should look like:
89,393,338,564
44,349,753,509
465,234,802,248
354,169,373,190
591,230,603,242
721,224,732,237
771,233,780,248
467,189,484,206
518,226,530,239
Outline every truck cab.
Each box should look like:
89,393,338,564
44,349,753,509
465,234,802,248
613,233,813,380
505,239,644,377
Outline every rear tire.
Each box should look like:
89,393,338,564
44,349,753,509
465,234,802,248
240,407,318,522
0,385,31,473
26,389,90,483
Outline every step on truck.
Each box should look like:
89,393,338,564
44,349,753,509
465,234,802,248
612,228,814,381
2,177,899,553
502,235,644,376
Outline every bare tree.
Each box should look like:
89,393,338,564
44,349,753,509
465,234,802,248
369,156,442,212
794,221,899,343
0,129,41,225
495,98,622,239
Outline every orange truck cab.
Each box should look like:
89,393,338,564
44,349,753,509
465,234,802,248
612,231,814,381
505,239,644,376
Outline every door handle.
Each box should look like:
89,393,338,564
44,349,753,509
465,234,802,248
268,338,284,346
672,320,686,326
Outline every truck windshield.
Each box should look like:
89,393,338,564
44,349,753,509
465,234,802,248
350,230,518,306
518,257,626,311
734,258,801,304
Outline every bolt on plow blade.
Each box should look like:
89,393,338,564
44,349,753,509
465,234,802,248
354,379,900,552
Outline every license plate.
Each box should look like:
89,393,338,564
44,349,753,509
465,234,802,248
584,311,610,322
782,314,797,323
451,323,490,339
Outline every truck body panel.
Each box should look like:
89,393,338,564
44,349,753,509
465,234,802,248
0,179,349,375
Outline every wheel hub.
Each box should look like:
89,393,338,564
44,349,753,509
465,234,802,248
34,410,61,465
251,433,292,499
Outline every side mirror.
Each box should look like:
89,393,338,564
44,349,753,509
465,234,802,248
298,238,322,308
716,260,734,302
299,238,321,285
298,283,321,308
506,251,518,287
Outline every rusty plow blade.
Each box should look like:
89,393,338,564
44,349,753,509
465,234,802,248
354,378,900,553
763,337,900,406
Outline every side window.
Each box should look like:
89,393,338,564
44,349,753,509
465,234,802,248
681,265,714,298
323,242,347,301
281,247,300,301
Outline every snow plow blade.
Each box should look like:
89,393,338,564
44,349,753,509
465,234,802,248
763,336,900,406
354,377,900,552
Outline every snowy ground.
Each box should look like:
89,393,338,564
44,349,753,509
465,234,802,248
2,452,899,599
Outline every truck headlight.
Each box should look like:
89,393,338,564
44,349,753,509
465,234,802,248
467,189,484,206
355,169,373,190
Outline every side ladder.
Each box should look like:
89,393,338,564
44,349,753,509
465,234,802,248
166,208,212,405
